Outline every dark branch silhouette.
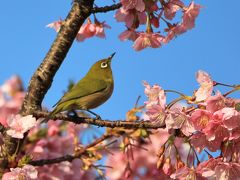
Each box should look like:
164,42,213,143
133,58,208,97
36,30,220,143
92,3,122,13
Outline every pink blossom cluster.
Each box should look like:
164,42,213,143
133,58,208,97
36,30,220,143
116,0,201,51
27,121,95,179
171,157,240,179
0,76,25,127
0,76,37,139
0,77,95,179
105,130,187,179
47,17,111,42
142,70,240,179
2,119,95,179
47,0,201,51
2,165,38,180
6,114,37,139
1,72,239,179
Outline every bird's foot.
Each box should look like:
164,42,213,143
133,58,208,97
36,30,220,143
67,110,79,118
95,115,102,120
87,110,102,120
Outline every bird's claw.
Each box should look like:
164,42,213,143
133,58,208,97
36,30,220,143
86,110,102,120
95,115,102,120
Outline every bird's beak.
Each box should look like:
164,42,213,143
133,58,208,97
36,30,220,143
109,52,116,61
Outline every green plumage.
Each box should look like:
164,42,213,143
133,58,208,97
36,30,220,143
49,53,115,118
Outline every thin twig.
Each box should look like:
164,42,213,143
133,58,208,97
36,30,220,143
92,3,122,13
214,82,236,88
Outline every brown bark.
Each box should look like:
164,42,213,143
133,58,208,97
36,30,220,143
33,111,166,129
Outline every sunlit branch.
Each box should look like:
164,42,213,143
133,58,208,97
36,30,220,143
33,111,166,129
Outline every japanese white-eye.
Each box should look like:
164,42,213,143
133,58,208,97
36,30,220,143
49,53,115,119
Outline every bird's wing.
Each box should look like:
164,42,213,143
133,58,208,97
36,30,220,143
52,79,108,107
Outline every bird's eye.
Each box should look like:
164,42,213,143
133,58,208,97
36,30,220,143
101,62,108,68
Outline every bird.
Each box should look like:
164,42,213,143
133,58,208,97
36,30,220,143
48,52,115,119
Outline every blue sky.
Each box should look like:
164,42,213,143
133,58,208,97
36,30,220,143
0,0,239,120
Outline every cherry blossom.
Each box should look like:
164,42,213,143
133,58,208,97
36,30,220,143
205,91,226,112
190,109,212,131
143,81,166,123
215,162,240,180
46,19,62,32
143,81,166,109
182,2,202,30
0,76,95,179
195,70,214,101
47,18,110,42
1,75,23,96
2,165,38,180
220,107,240,130
76,18,111,41
230,128,240,140
202,117,229,142
0,68,239,180
32,134,74,159
171,158,220,179
133,32,163,51
36,160,95,180
121,0,145,12
166,108,195,136
6,114,37,139
162,157,174,175
0,97,24,128
163,23,188,44
115,8,146,28
46,1,202,51
94,21,111,38
0,88,5,104
106,130,174,179
163,1,201,45
164,2,201,43
47,120,60,136
119,28,139,41
190,132,221,152
170,166,205,179
76,19,96,41
164,0,184,20
1,0,239,175
0,76,24,128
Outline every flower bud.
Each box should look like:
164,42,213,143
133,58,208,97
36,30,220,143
163,157,173,175
157,145,165,157
157,155,164,169
176,159,185,169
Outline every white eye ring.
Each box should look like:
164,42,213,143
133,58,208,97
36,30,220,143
101,62,108,68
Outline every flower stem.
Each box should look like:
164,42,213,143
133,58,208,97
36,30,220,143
214,81,236,88
165,89,186,97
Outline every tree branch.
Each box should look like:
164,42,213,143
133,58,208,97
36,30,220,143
3,0,95,158
92,3,122,13
21,0,94,115
29,134,112,166
33,111,165,129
